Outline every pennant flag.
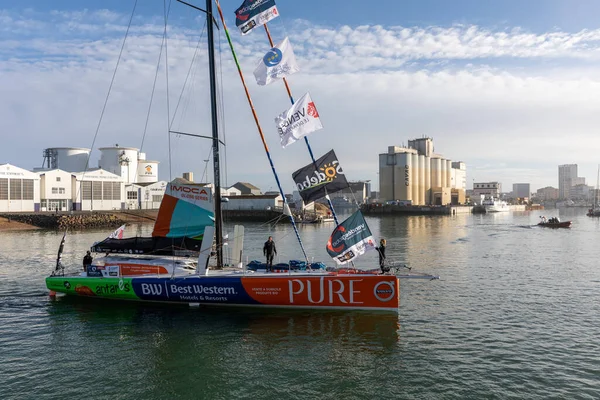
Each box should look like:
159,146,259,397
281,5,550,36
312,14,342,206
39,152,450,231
254,37,300,86
326,211,376,265
235,0,279,35
292,150,348,204
275,92,323,148
108,224,126,239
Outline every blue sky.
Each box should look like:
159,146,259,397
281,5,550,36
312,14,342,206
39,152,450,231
2,0,600,193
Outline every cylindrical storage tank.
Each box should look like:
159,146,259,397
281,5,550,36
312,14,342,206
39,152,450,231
398,153,411,201
47,147,91,172
411,154,419,205
446,160,452,188
440,159,447,188
424,156,431,204
137,160,159,183
432,158,442,187
419,155,426,205
98,146,139,184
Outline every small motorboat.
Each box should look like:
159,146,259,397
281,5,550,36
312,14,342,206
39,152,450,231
537,220,572,228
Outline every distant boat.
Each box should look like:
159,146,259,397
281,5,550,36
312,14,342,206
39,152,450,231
481,195,510,213
538,220,572,228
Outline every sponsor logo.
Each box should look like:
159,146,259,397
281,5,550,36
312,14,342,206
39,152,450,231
307,102,319,118
289,277,364,304
263,47,282,67
63,281,71,289
405,164,409,186
141,283,163,296
336,250,355,263
95,282,131,295
236,0,273,20
296,160,344,192
327,226,346,253
373,281,395,302
171,185,208,195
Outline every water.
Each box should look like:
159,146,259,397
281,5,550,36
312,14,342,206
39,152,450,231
1,209,600,399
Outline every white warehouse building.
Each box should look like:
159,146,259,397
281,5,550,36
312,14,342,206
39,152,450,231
0,164,40,212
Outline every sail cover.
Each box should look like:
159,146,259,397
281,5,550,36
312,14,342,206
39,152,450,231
292,149,348,204
326,211,376,265
152,180,214,239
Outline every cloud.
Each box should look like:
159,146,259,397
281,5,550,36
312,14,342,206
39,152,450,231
2,7,600,193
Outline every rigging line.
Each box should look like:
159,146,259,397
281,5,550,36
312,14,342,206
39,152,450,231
215,0,310,264
164,0,173,184
262,23,341,226
76,0,138,205
140,0,172,153
168,20,207,130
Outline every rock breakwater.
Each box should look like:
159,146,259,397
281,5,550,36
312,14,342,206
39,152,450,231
0,213,124,230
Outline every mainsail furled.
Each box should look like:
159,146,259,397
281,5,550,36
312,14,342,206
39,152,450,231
326,210,376,265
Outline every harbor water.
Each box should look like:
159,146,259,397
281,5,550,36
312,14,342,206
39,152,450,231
1,209,599,399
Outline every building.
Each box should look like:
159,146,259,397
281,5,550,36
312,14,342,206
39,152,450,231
325,181,371,206
222,194,283,210
72,169,124,211
569,184,592,201
513,183,531,199
37,169,75,212
0,164,40,212
232,182,262,195
558,164,578,199
472,182,502,198
378,137,466,205
535,186,559,201
128,181,168,210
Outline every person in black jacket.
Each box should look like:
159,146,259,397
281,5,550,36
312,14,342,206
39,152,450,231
263,236,277,271
376,239,386,272
82,251,93,271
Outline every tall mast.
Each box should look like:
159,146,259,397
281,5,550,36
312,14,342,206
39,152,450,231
206,0,223,268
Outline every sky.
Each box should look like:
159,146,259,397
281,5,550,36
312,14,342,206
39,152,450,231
2,0,600,193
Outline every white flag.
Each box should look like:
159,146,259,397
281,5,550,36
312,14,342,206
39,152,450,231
254,37,300,86
108,224,126,239
275,92,323,148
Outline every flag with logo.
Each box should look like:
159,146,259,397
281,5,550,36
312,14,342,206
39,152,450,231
254,37,299,86
275,92,323,148
235,0,279,35
326,211,376,265
108,224,126,239
292,150,348,204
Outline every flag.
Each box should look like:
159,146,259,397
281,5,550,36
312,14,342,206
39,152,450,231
326,211,376,265
108,224,126,239
235,0,279,35
292,150,348,204
254,37,299,86
275,92,323,148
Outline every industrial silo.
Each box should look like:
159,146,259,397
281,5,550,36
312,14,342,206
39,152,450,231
424,155,431,204
98,146,139,184
411,153,419,204
43,147,91,172
418,155,426,205
398,152,411,202
136,153,159,183
440,158,448,188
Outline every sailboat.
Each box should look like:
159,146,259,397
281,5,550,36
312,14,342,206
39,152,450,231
45,0,436,312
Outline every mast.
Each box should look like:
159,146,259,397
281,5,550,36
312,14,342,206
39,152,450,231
205,0,224,268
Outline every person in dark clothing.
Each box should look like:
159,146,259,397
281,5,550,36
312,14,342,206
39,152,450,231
263,236,277,271
83,251,93,271
376,239,387,272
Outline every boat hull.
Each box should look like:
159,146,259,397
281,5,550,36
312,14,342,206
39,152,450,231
46,274,399,312
537,221,572,228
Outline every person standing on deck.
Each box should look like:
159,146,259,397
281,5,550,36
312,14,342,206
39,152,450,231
263,236,277,271
82,251,93,271
376,239,386,272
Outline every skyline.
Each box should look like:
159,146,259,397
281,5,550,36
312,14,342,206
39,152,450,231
2,1,600,192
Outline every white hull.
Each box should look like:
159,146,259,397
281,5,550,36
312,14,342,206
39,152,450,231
484,204,510,213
